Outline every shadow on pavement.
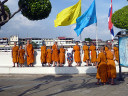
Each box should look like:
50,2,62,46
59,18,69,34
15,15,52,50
18,73,125,96
45,77,99,96
18,84,42,96
17,75,98,96
0,85,13,92
33,75,73,81
18,75,73,96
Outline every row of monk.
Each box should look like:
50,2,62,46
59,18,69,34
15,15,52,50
12,40,119,68
96,47,117,85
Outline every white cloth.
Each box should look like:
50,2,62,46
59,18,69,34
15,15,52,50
67,48,73,53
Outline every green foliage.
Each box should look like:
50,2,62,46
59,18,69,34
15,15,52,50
31,41,39,49
18,0,52,20
85,38,92,42
0,5,11,22
3,5,11,16
112,5,128,30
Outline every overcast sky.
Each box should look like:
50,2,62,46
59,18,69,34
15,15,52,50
0,0,127,41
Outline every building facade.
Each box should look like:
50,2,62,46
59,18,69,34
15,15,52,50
0,38,8,47
9,35,19,46
0,35,118,49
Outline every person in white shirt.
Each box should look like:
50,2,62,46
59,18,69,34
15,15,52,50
66,46,73,67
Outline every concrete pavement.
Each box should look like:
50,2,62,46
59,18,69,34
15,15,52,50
0,74,128,96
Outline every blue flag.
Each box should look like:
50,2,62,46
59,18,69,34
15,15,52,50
74,0,97,36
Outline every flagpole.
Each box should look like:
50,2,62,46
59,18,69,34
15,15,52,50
96,23,98,51
112,36,114,49
80,34,83,56
80,34,81,42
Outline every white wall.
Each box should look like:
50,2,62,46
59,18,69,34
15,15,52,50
0,51,127,74
0,51,87,67
0,51,119,67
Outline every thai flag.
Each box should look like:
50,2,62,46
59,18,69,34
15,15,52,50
108,0,114,40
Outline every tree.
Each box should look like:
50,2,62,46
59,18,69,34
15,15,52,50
112,5,128,30
31,41,39,49
0,0,52,27
85,38,92,42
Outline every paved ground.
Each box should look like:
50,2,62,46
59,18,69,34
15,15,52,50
0,73,128,96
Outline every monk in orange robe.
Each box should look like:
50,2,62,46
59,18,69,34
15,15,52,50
18,45,25,67
52,42,59,67
106,46,116,85
46,46,52,67
73,42,81,66
12,42,19,67
59,45,65,67
83,42,89,66
113,46,119,62
96,47,108,85
104,45,109,57
105,45,108,52
89,43,97,66
25,40,34,67
40,44,47,66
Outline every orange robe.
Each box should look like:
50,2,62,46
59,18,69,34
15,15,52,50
26,44,34,65
18,49,25,64
113,47,119,61
96,52,108,83
46,49,52,63
73,45,81,63
83,45,89,62
12,46,19,63
106,50,116,79
90,45,97,63
59,48,65,64
105,46,108,52
52,44,59,62
40,46,47,63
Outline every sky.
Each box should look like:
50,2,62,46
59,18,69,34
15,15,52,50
0,0,128,41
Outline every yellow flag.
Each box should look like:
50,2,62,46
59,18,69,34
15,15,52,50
54,0,81,27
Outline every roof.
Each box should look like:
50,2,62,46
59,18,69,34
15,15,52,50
58,37,66,40
0,38,8,40
92,39,102,41
116,30,128,37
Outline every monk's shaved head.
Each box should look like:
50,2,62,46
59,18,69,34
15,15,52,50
20,45,22,49
100,47,104,52
61,45,64,48
91,43,94,45
83,42,87,45
55,42,57,44
27,40,30,44
14,42,17,46
108,45,112,50
76,42,78,45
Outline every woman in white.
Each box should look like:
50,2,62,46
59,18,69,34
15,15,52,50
66,46,73,67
